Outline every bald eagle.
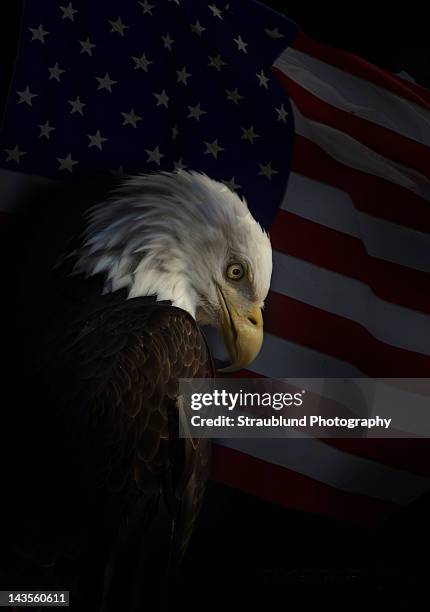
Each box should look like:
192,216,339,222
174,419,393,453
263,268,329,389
0,171,272,609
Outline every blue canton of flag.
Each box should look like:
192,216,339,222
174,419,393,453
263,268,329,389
0,0,298,228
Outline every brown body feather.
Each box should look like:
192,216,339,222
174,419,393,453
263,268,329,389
0,273,213,610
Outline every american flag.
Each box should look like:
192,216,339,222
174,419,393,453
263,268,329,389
0,0,296,229
2,0,430,527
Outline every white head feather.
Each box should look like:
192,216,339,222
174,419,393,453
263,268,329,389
72,171,272,323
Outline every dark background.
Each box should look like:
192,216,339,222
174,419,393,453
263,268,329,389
1,1,429,607
264,1,430,87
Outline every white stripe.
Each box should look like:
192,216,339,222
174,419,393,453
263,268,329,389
280,378,430,436
282,172,430,273
275,48,430,146
272,251,430,357
218,437,430,505
209,328,430,434
292,101,430,201
205,326,363,377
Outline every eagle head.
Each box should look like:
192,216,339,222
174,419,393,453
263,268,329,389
73,171,272,372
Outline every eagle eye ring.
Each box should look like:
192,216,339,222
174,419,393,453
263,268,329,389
226,262,245,281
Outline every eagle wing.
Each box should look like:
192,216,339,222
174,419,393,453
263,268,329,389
2,289,213,607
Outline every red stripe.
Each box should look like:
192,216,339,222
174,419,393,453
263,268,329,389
211,445,399,526
271,210,430,315
264,291,430,377
217,366,430,477
275,69,430,180
218,361,430,475
292,136,430,234
291,31,430,109
212,384,430,477
323,439,430,478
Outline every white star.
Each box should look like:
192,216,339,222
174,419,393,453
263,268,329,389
187,103,206,122
176,66,191,85
162,33,174,51
138,0,154,15
222,176,241,191
59,3,77,21
208,54,226,71
4,145,26,164
38,120,55,139
29,24,49,43
208,4,223,19
109,17,129,37
88,130,108,150
57,153,78,173
172,125,179,140
233,35,248,53
174,158,187,172
275,103,289,123
145,145,164,166
153,89,169,108
225,88,243,105
132,53,154,72
258,162,278,180
265,27,284,40
121,109,142,128
96,73,117,93
241,126,260,143
256,69,269,89
190,20,206,36
204,139,225,159
68,96,86,115
48,63,66,82
17,86,37,106
79,37,96,56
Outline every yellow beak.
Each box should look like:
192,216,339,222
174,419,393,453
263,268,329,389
217,286,264,373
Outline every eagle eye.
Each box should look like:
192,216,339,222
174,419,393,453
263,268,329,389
226,262,245,281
